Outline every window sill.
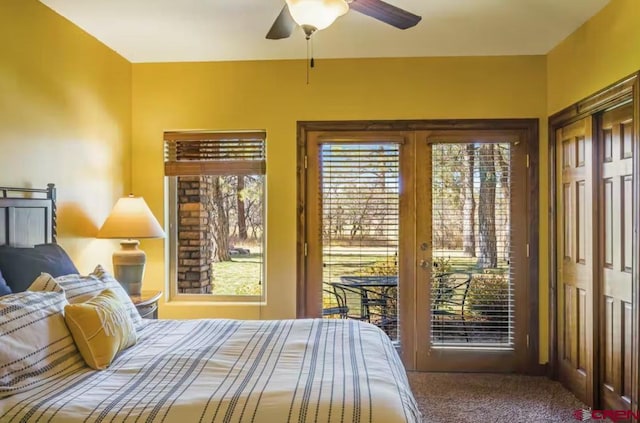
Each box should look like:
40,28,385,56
166,298,265,307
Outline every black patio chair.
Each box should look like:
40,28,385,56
361,287,397,333
322,287,349,319
432,272,472,342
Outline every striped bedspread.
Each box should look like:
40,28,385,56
0,318,420,422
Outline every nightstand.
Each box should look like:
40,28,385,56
130,290,162,319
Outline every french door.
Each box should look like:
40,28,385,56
414,131,528,372
299,122,537,373
304,132,406,345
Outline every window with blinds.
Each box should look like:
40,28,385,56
164,131,265,299
430,142,514,347
319,142,400,341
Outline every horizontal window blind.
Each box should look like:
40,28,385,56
320,142,400,341
430,142,514,348
164,131,266,176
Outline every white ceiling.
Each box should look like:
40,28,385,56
39,0,610,63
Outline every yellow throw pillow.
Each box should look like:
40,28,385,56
64,288,137,370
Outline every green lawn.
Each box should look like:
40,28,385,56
208,246,507,298
210,253,262,295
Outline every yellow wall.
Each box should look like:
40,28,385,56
132,57,548,328
547,0,640,114
0,0,132,271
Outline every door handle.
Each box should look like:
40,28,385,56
420,259,430,269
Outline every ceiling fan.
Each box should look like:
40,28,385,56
266,0,422,40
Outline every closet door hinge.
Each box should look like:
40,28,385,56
304,155,308,169
526,243,530,257
526,334,530,348
304,242,308,257
526,154,530,168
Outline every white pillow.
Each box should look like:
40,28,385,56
0,291,84,398
30,265,144,331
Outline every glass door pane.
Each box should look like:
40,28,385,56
319,142,400,342
430,142,514,348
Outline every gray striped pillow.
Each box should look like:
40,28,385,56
0,291,85,398
31,266,144,331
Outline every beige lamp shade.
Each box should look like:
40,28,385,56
285,0,348,31
97,195,164,296
97,196,165,239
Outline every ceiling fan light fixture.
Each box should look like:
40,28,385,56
285,0,349,32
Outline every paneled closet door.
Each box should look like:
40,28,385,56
555,117,595,406
599,103,634,412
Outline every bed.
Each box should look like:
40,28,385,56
0,185,420,422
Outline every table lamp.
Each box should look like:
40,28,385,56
97,195,165,295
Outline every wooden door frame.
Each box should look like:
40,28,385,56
548,72,640,410
296,118,541,373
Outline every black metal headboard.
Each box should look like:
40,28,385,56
0,184,57,246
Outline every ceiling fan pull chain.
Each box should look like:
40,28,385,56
306,38,310,85
306,37,315,85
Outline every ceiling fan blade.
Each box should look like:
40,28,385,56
266,5,296,40
349,0,421,30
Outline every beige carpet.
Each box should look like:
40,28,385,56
407,372,586,423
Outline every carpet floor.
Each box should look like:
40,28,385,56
407,372,586,423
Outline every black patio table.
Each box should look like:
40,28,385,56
332,275,398,324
